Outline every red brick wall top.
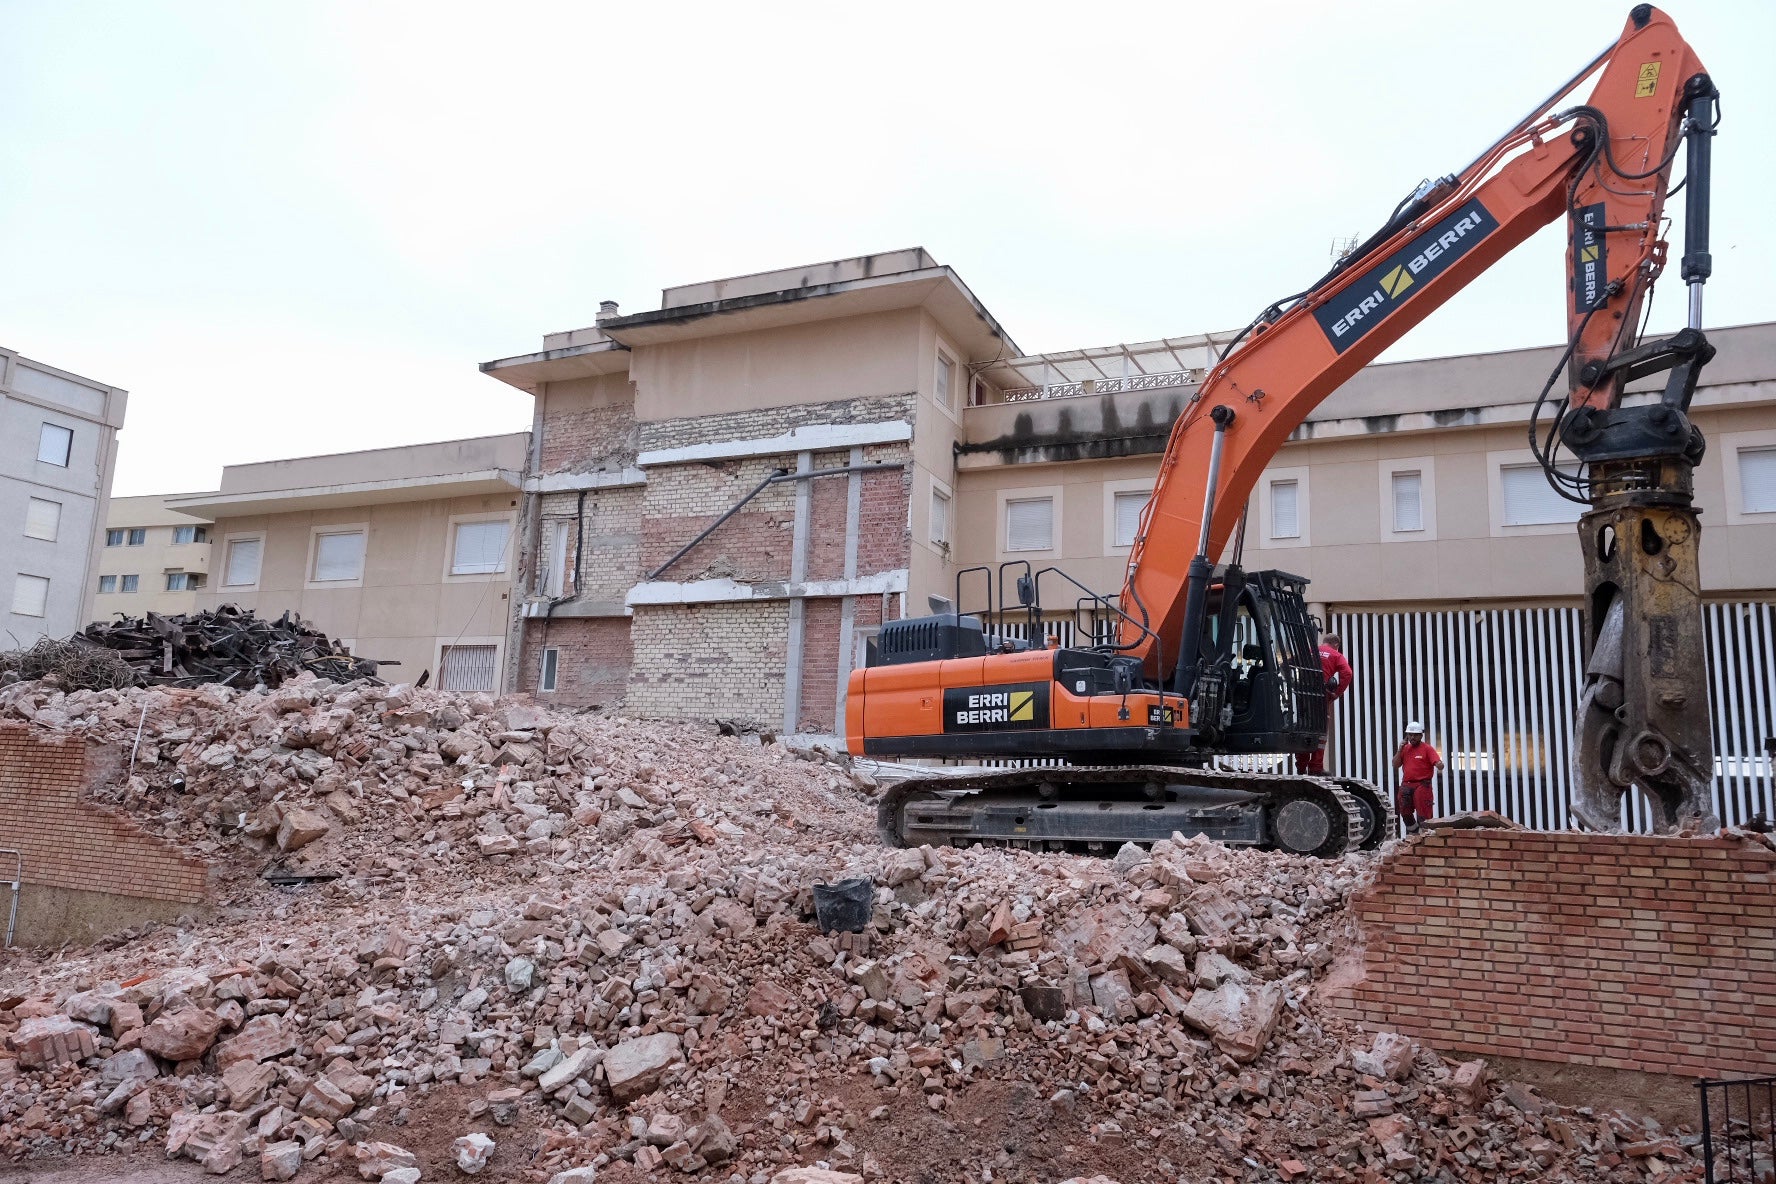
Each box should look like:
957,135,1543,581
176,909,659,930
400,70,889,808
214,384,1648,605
0,723,210,906
1329,827,1776,1079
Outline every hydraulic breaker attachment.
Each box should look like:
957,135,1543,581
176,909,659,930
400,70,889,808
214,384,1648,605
1571,458,1717,833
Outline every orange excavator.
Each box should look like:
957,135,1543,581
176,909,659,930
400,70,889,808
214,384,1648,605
849,5,1721,855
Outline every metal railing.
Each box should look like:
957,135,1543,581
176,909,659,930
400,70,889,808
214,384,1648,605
1698,1075,1775,1183
994,370,1200,404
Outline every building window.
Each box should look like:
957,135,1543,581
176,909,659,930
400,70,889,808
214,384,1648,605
165,572,204,592
1269,480,1301,539
1112,491,1146,548
540,647,560,693
24,498,61,541
1391,471,1424,532
223,537,263,587
451,519,509,575
11,574,49,617
126,528,146,546
1500,463,1582,526
439,644,498,692
930,487,951,546
105,528,125,547
312,529,366,582
37,423,72,467
1740,447,1776,514
1006,497,1054,552
98,575,117,594
538,520,572,597
172,525,207,544
120,574,139,593
935,350,956,410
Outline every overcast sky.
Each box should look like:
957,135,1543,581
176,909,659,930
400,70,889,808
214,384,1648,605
6,0,1773,496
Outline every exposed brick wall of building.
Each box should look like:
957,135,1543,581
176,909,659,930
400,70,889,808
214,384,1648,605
538,486,645,605
805,449,852,583
519,616,633,709
1329,829,1776,1079
855,459,912,573
539,401,637,474
0,723,209,906
636,395,914,452
641,458,797,582
627,601,790,727
797,597,845,732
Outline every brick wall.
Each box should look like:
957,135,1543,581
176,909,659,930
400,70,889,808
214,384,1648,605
520,616,633,709
627,601,790,727
795,593,886,734
0,723,209,907
1329,828,1776,1078
642,458,798,582
539,401,636,474
539,486,644,604
636,395,914,451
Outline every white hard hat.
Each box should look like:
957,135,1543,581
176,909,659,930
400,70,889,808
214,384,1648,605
1406,721,1424,732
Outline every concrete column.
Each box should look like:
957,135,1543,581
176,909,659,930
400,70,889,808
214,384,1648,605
835,446,863,732
782,451,813,735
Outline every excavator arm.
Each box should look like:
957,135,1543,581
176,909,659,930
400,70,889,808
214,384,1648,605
1118,4,1718,832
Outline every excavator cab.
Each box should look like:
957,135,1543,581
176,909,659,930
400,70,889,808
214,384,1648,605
1187,568,1328,754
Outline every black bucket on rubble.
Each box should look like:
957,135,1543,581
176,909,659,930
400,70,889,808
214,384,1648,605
812,878,873,933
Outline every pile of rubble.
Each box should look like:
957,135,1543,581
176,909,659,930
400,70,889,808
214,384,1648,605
0,676,1709,1182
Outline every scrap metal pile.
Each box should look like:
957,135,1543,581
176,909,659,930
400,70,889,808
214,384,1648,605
0,678,1711,1183
2,606,383,691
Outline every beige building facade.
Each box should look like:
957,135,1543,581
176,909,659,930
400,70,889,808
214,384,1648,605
169,434,527,689
92,494,214,620
1,347,127,645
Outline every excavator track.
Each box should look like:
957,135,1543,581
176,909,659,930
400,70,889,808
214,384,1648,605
877,764,1381,859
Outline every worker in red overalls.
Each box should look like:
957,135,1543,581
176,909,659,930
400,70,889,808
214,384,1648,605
1393,722,1445,834
1297,633,1352,775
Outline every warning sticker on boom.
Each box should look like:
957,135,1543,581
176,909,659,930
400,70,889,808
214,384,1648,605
1635,62,1661,98
943,683,1049,732
1313,199,1499,354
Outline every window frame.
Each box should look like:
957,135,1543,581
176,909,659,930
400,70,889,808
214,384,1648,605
171,525,207,545
165,572,192,592
1000,489,1059,555
1379,455,1437,542
105,528,125,547
1103,479,1153,554
1722,430,1776,525
221,533,265,590
1256,466,1311,548
97,574,117,595
931,337,962,423
929,477,953,548
540,646,560,693
444,512,515,582
434,636,503,693
126,527,146,546
10,573,50,618
119,574,140,593
24,497,62,542
1487,451,1584,535
306,523,369,588
36,423,73,467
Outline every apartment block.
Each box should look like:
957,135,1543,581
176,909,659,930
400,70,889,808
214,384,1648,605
168,434,527,688
484,249,1011,731
92,494,214,620
1,347,127,645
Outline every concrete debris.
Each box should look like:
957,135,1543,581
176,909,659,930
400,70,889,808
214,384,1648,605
0,673,1703,1182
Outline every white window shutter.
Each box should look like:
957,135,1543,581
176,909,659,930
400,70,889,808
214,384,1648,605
1006,498,1053,551
225,538,262,586
453,521,509,574
1741,447,1776,513
11,574,49,617
1501,464,1582,526
37,423,72,466
931,491,950,544
439,644,498,691
1391,471,1424,532
25,498,61,541
313,531,365,581
1270,480,1300,539
935,353,953,408
1113,491,1147,547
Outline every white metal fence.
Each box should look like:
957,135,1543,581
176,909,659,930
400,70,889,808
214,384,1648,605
1329,602,1776,832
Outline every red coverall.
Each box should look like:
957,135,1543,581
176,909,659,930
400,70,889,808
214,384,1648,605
1297,645,1352,775
1395,740,1443,828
